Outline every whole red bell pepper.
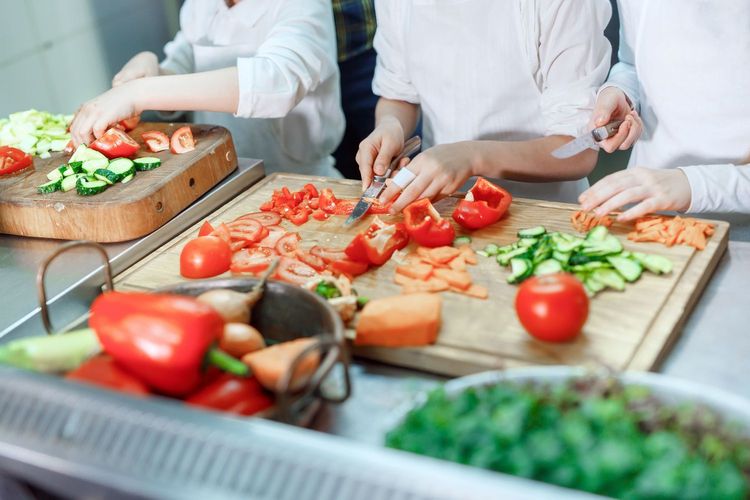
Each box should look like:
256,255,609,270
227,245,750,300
403,198,456,247
89,292,248,396
186,373,274,416
345,217,410,266
66,355,150,396
452,177,512,230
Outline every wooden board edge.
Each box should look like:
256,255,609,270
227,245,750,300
625,223,729,371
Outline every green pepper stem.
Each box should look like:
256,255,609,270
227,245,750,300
206,348,250,377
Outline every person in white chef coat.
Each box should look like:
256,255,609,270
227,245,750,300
358,0,612,213
579,1,750,222
70,0,345,178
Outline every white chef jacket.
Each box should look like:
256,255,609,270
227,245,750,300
606,0,750,213
160,0,345,178
372,0,612,203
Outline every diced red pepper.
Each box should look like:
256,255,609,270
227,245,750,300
344,217,410,266
403,198,456,247
318,188,339,213
329,258,369,277
452,177,512,230
0,146,33,175
302,183,319,198
89,292,248,396
288,207,310,226
312,210,329,221
186,373,273,416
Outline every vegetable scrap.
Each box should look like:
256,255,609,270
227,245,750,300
570,210,614,233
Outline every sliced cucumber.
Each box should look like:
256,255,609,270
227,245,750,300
82,158,109,175
76,177,108,196
46,165,66,182
94,169,119,185
581,235,623,257
133,157,161,171
484,243,501,256
69,144,107,164
507,258,533,284
586,225,610,242
633,253,673,275
453,236,472,246
62,164,78,177
584,275,606,296
517,238,537,248
518,226,546,238
121,173,135,184
570,261,608,273
497,243,519,253
496,247,530,266
592,268,625,291
534,259,563,276
37,179,61,194
552,251,571,265
607,256,642,282
61,174,85,192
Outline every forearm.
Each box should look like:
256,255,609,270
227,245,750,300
471,136,598,182
132,67,239,114
375,98,419,139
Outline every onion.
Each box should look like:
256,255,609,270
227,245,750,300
220,323,265,358
196,289,253,323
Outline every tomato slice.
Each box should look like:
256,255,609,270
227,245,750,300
0,146,33,175
142,130,169,152
210,223,232,245
115,116,141,131
295,249,327,272
180,236,232,279
197,220,214,237
90,128,140,159
227,219,265,243
275,232,301,256
170,126,196,154
230,246,278,274
234,212,281,226
310,245,347,263
275,256,318,285
329,259,369,277
258,226,287,248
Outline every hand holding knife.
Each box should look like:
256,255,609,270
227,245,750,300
550,119,624,159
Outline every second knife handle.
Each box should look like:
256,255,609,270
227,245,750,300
591,119,624,142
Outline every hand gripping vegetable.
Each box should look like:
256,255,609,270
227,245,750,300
345,217,410,266
89,292,248,396
0,328,100,373
403,198,455,247
452,177,512,230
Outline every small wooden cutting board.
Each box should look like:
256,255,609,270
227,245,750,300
0,123,237,242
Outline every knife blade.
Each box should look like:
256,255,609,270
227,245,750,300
551,120,624,159
344,136,422,226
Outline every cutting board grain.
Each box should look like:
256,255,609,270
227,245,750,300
114,173,729,377
0,123,237,242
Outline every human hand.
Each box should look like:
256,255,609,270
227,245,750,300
590,87,643,153
579,167,692,221
70,82,142,146
112,51,160,87
355,117,405,190
378,142,477,214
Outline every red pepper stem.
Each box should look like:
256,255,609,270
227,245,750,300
206,348,250,377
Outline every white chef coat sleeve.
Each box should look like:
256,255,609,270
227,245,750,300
537,0,612,138
600,11,641,110
679,164,750,214
235,0,338,119
371,0,419,104
160,31,195,75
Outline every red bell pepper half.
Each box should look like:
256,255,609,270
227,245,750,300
345,217,409,266
186,372,273,416
403,198,456,247
89,292,248,396
452,177,512,230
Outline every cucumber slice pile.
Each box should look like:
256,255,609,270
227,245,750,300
482,226,673,296
37,145,163,196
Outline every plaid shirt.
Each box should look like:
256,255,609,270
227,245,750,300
332,0,376,62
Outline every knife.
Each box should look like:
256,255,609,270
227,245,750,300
550,120,624,159
344,136,422,226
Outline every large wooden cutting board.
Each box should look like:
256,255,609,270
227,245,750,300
114,173,729,377
0,123,237,242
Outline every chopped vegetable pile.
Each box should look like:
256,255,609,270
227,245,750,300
387,376,750,499
0,109,72,158
481,225,672,296
394,244,487,299
571,210,613,233
629,215,715,251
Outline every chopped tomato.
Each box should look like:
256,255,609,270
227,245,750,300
275,256,318,285
170,126,195,154
210,223,232,245
142,130,169,152
258,226,287,248
230,246,278,274
0,146,33,175
275,232,301,256
197,220,214,237
295,249,327,271
227,219,265,243
302,183,319,198
288,207,310,226
312,210,328,221
180,236,232,279
329,259,369,277
310,246,347,263
89,128,140,158
116,116,141,131
234,212,281,226
318,188,339,213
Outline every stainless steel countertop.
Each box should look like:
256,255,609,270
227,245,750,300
0,158,265,342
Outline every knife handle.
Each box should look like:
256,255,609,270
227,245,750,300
378,136,422,181
591,119,624,142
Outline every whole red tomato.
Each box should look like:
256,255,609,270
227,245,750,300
515,273,588,342
180,236,232,279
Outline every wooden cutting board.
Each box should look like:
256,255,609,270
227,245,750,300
0,123,237,242
114,173,729,377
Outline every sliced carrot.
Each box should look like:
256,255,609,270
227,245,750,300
396,262,434,281
242,338,320,392
450,284,489,299
394,273,413,286
448,255,467,271
402,276,450,294
433,268,472,291
458,245,478,265
427,246,461,264
355,293,442,347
